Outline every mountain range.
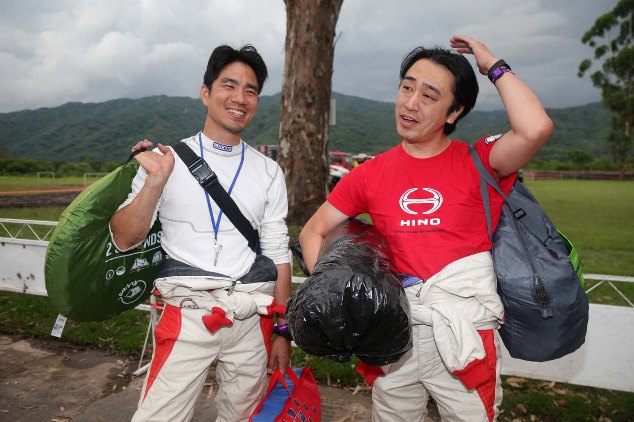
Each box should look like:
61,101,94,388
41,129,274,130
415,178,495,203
0,92,612,163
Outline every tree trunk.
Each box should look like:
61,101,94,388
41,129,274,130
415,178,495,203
610,117,632,180
278,0,343,226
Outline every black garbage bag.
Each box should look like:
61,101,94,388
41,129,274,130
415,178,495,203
287,219,412,366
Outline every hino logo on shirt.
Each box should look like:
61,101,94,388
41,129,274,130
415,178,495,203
399,187,443,227
213,141,233,152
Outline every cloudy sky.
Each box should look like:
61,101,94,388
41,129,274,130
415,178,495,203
0,0,618,113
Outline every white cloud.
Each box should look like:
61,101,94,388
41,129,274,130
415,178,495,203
0,0,618,112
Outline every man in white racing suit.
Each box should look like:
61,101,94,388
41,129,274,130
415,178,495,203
110,44,291,422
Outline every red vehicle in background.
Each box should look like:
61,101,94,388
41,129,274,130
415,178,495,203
329,151,353,170
328,151,375,190
351,153,374,166
258,148,371,191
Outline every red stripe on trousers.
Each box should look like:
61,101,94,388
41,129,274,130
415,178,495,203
142,304,182,401
260,314,274,357
475,329,498,422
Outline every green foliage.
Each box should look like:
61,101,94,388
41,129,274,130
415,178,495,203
0,96,205,163
0,156,119,176
0,93,618,170
566,149,594,169
579,0,634,177
0,292,149,355
291,348,364,387
327,92,399,155
499,377,634,421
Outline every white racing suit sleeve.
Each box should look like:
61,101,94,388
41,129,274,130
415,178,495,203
410,300,490,373
258,162,290,264
108,149,164,252
409,252,504,381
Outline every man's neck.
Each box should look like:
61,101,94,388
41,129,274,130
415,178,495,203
202,127,241,146
401,136,452,159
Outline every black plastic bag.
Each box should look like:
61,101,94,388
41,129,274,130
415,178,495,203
287,219,411,366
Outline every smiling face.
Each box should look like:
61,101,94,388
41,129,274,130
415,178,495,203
201,61,259,145
395,58,463,147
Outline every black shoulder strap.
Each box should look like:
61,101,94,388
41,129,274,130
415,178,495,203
172,142,260,253
469,146,550,244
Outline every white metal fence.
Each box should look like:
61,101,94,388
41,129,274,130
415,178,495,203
83,172,108,187
1,218,633,391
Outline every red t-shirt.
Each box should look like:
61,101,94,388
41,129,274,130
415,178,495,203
328,137,516,280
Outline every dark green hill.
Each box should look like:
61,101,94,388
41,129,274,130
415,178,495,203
0,93,611,162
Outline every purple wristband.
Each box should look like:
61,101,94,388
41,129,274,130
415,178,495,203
487,59,513,85
489,66,513,84
273,323,292,340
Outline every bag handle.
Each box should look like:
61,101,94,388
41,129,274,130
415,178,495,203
125,147,148,165
172,142,261,253
469,146,551,244
285,367,301,386
263,368,301,398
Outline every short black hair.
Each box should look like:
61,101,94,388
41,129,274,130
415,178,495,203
399,46,478,135
203,45,268,94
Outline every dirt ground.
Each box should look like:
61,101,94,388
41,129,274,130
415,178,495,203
0,192,80,208
0,333,444,422
0,334,379,421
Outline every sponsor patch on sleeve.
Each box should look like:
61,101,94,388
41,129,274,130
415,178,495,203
484,134,503,144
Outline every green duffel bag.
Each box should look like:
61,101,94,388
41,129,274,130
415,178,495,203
45,155,163,321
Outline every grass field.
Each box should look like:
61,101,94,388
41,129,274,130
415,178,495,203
1,178,633,421
524,180,634,307
524,180,634,276
0,175,87,191
0,206,66,221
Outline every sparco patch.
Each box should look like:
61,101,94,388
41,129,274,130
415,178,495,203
213,142,233,152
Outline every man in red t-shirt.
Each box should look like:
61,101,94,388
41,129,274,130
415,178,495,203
299,35,553,421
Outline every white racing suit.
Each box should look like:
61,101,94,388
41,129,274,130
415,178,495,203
132,275,280,422
115,135,291,421
372,252,505,422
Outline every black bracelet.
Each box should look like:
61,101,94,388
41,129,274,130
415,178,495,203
487,59,513,84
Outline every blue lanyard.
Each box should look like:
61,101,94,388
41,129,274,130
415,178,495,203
198,132,245,241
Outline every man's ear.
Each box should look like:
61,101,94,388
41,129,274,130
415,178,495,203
447,105,464,125
200,84,209,106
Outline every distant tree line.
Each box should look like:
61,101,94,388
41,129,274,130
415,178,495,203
527,149,621,172
0,149,118,176
0,145,625,177
0,94,630,175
